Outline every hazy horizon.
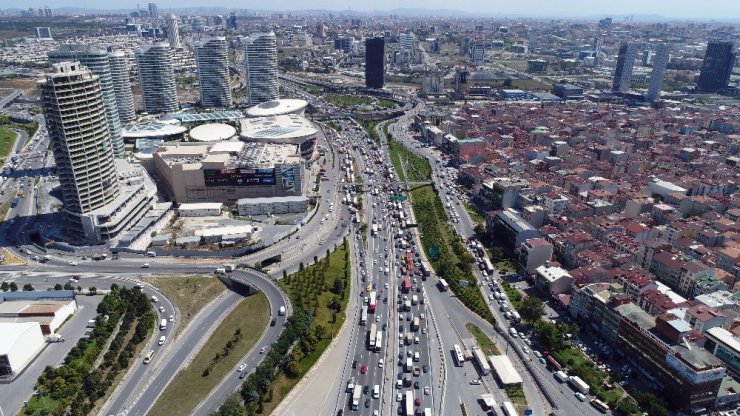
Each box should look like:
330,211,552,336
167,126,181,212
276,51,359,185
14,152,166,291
10,0,740,19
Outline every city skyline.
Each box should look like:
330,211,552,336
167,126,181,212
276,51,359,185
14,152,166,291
8,0,740,19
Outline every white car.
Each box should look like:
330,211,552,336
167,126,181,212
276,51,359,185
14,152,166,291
159,306,165,313
238,363,246,372
470,379,481,385
575,392,587,402
378,359,384,368
68,261,78,266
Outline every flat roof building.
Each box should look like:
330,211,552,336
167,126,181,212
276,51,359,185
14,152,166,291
488,355,523,385
0,322,45,376
188,123,236,142
154,141,303,205
237,195,308,216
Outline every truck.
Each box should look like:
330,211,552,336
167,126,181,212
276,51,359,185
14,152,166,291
480,394,497,411
405,357,413,372
371,223,378,236
86,319,96,328
405,390,414,416
472,348,491,375
223,264,235,272
411,294,418,305
160,319,167,331
402,277,411,293
405,332,413,346
369,291,377,313
278,306,286,316
411,317,420,332
215,267,226,275
553,371,568,383
368,323,377,350
404,300,412,312
351,384,362,410
511,311,522,324
45,334,64,343
568,375,590,394
437,278,449,292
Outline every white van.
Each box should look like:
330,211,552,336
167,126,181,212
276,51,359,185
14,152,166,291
372,385,380,399
151,295,159,303
509,327,518,338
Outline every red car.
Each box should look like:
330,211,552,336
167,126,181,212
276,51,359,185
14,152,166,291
360,364,367,374
414,397,421,406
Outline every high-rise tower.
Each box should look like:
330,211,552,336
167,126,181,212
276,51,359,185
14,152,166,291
48,45,125,157
148,2,158,19
135,43,178,113
612,43,637,93
165,14,182,49
195,37,232,108
245,32,278,106
647,43,670,102
365,37,385,89
697,41,735,93
40,62,121,239
107,50,136,123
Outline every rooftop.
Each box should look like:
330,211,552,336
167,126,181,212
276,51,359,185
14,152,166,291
188,123,237,142
245,99,308,117
123,121,188,138
0,322,40,354
241,114,317,140
165,111,244,123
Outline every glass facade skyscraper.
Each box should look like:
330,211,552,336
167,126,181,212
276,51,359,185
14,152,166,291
365,37,385,89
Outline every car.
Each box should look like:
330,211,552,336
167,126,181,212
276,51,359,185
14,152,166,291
421,327,426,334
422,365,429,373
396,392,402,402
158,306,165,313
378,359,384,368
239,371,246,379
470,379,481,385
414,397,421,406
424,386,430,395
539,357,546,364
260,346,266,354
533,350,542,358
361,364,367,374
68,261,78,266
364,399,370,408
142,263,150,268
575,392,587,402
363,385,369,395
419,313,425,320
373,411,378,416
238,363,246,372
353,360,358,369
522,346,530,354
270,318,276,326
169,315,175,322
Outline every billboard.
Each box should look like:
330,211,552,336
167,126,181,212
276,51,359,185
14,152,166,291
204,168,275,187
281,166,296,192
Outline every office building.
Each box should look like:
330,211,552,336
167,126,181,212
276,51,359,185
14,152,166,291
613,43,638,93
697,41,735,93
35,27,52,40
195,37,232,108
165,15,182,49
48,45,125,157
471,43,486,63
245,32,279,106
399,32,415,50
647,43,670,102
107,50,136,124
365,37,385,89
135,43,178,113
148,2,159,19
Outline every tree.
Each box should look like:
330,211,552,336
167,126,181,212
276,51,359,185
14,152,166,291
54,283,63,290
89,286,97,295
332,278,343,294
1,282,8,292
9,282,18,292
64,282,74,290
217,395,248,416
22,283,34,291
473,223,486,238
520,296,545,324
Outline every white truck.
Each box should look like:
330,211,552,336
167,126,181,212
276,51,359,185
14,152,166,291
223,264,235,272
215,267,226,275
568,375,590,394
411,294,418,305
351,384,362,410
278,306,286,316
159,318,167,331
45,334,64,343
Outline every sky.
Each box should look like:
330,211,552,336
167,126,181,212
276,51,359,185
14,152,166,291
15,0,740,19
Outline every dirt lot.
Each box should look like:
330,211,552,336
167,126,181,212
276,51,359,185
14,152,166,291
0,78,40,99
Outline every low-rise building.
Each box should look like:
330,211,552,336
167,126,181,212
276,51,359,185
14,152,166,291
704,327,740,378
487,209,539,249
0,322,45,376
237,196,308,216
178,202,223,217
535,265,574,297
518,238,553,274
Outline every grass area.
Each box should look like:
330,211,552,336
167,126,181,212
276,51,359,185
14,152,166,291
176,76,197,85
228,50,236,63
465,323,500,355
496,259,517,273
0,126,16,163
257,243,351,415
148,293,270,416
303,84,324,94
357,119,381,145
0,115,37,144
464,202,485,224
325,93,375,108
501,280,524,310
504,385,529,413
388,139,432,182
141,275,228,339
377,98,399,108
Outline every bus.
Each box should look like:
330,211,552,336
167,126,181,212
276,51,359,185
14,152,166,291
590,398,610,413
452,344,465,367
482,257,495,274
375,331,383,352
501,401,517,416
368,323,377,350
404,390,414,416
360,306,368,325
437,279,449,292
369,291,377,313
143,349,154,364
371,223,378,236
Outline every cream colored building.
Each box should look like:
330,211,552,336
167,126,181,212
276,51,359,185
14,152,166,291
153,141,303,205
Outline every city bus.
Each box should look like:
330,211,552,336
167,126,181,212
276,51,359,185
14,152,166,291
437,279,449,292
368,323,377,350
360,306,368,325
546,355,563,372
482,257,495,274
590,398,610,413
452,344,465,367
501,401,517,416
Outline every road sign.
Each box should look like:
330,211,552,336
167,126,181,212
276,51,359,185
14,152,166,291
524,410,533,415
390,196,408,201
